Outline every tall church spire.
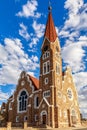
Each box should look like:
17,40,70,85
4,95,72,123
44,5,57,42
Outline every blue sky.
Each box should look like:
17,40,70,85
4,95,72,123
0,0,87,118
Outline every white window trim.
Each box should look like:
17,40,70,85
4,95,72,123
16,116,19,122
34,95,39,109
43,61,50,75
21,81,25,86
35,115,38,121
24,116,28,121
43,51,50,60
17,89,29,113
43,90,50,97
9,102,12,110
44,77,48,85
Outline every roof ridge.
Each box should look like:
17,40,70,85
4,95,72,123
28,74,39,89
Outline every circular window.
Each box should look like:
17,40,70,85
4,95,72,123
21,81,25,86
67,88,73,100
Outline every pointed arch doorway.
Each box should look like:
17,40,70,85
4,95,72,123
41,110,47,125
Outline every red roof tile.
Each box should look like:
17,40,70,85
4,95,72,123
44,12,57,42
29,75,39,89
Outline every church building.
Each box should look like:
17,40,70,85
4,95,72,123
1,6,81,128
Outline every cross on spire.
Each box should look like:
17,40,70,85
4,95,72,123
48,1,52,12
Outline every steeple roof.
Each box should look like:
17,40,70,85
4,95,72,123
44,11,57,42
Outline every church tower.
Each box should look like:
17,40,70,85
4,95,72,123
40,6,62,90
39,6,62,127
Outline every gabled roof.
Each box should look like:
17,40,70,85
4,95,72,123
44,12,57,42
29,75,39,89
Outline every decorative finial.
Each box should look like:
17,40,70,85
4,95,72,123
48,1,52,12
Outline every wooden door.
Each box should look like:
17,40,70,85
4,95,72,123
43,115,46,124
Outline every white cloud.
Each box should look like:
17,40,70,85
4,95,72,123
73,72,87,92
63,0,87,31
31,55,38,62
29,21,45,48
0,38,39,85
64,0,83,14
32,21,45,38
16,0,41,18
0,88,9,101
62,36,87,73
29,37,39,48
19,23,30,41
59,0,87,39
64,0,83,29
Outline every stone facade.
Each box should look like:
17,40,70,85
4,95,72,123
1,9,81,128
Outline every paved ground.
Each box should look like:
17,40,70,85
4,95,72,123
0,127,87,130
72,128,87,130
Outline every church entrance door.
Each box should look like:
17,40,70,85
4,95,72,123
42,115,46,125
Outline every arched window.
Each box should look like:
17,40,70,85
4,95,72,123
43,61,50,75
47,61,50,72
67,88,73,100
34,96,39,108
71,109,76,116
18,91,28,112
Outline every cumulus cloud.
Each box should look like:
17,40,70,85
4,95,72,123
0,88,9,101
19,23,30,41
59,0,87,38
62,36,87,73
16,0,41,18
64,0,83,29
0,38,39,85
32,21,45,38
29,21,45,48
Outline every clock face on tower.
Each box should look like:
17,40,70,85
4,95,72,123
21,81,25,86
44,45,48,51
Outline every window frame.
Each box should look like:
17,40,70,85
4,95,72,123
67,88,73,100
44,77,48,85
43,90,50,97
43,61,50,75
24,116,28,122
42,51,50,60
34,95,39,108
35,114,38,121
16,116,19,122
17,90,28,113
